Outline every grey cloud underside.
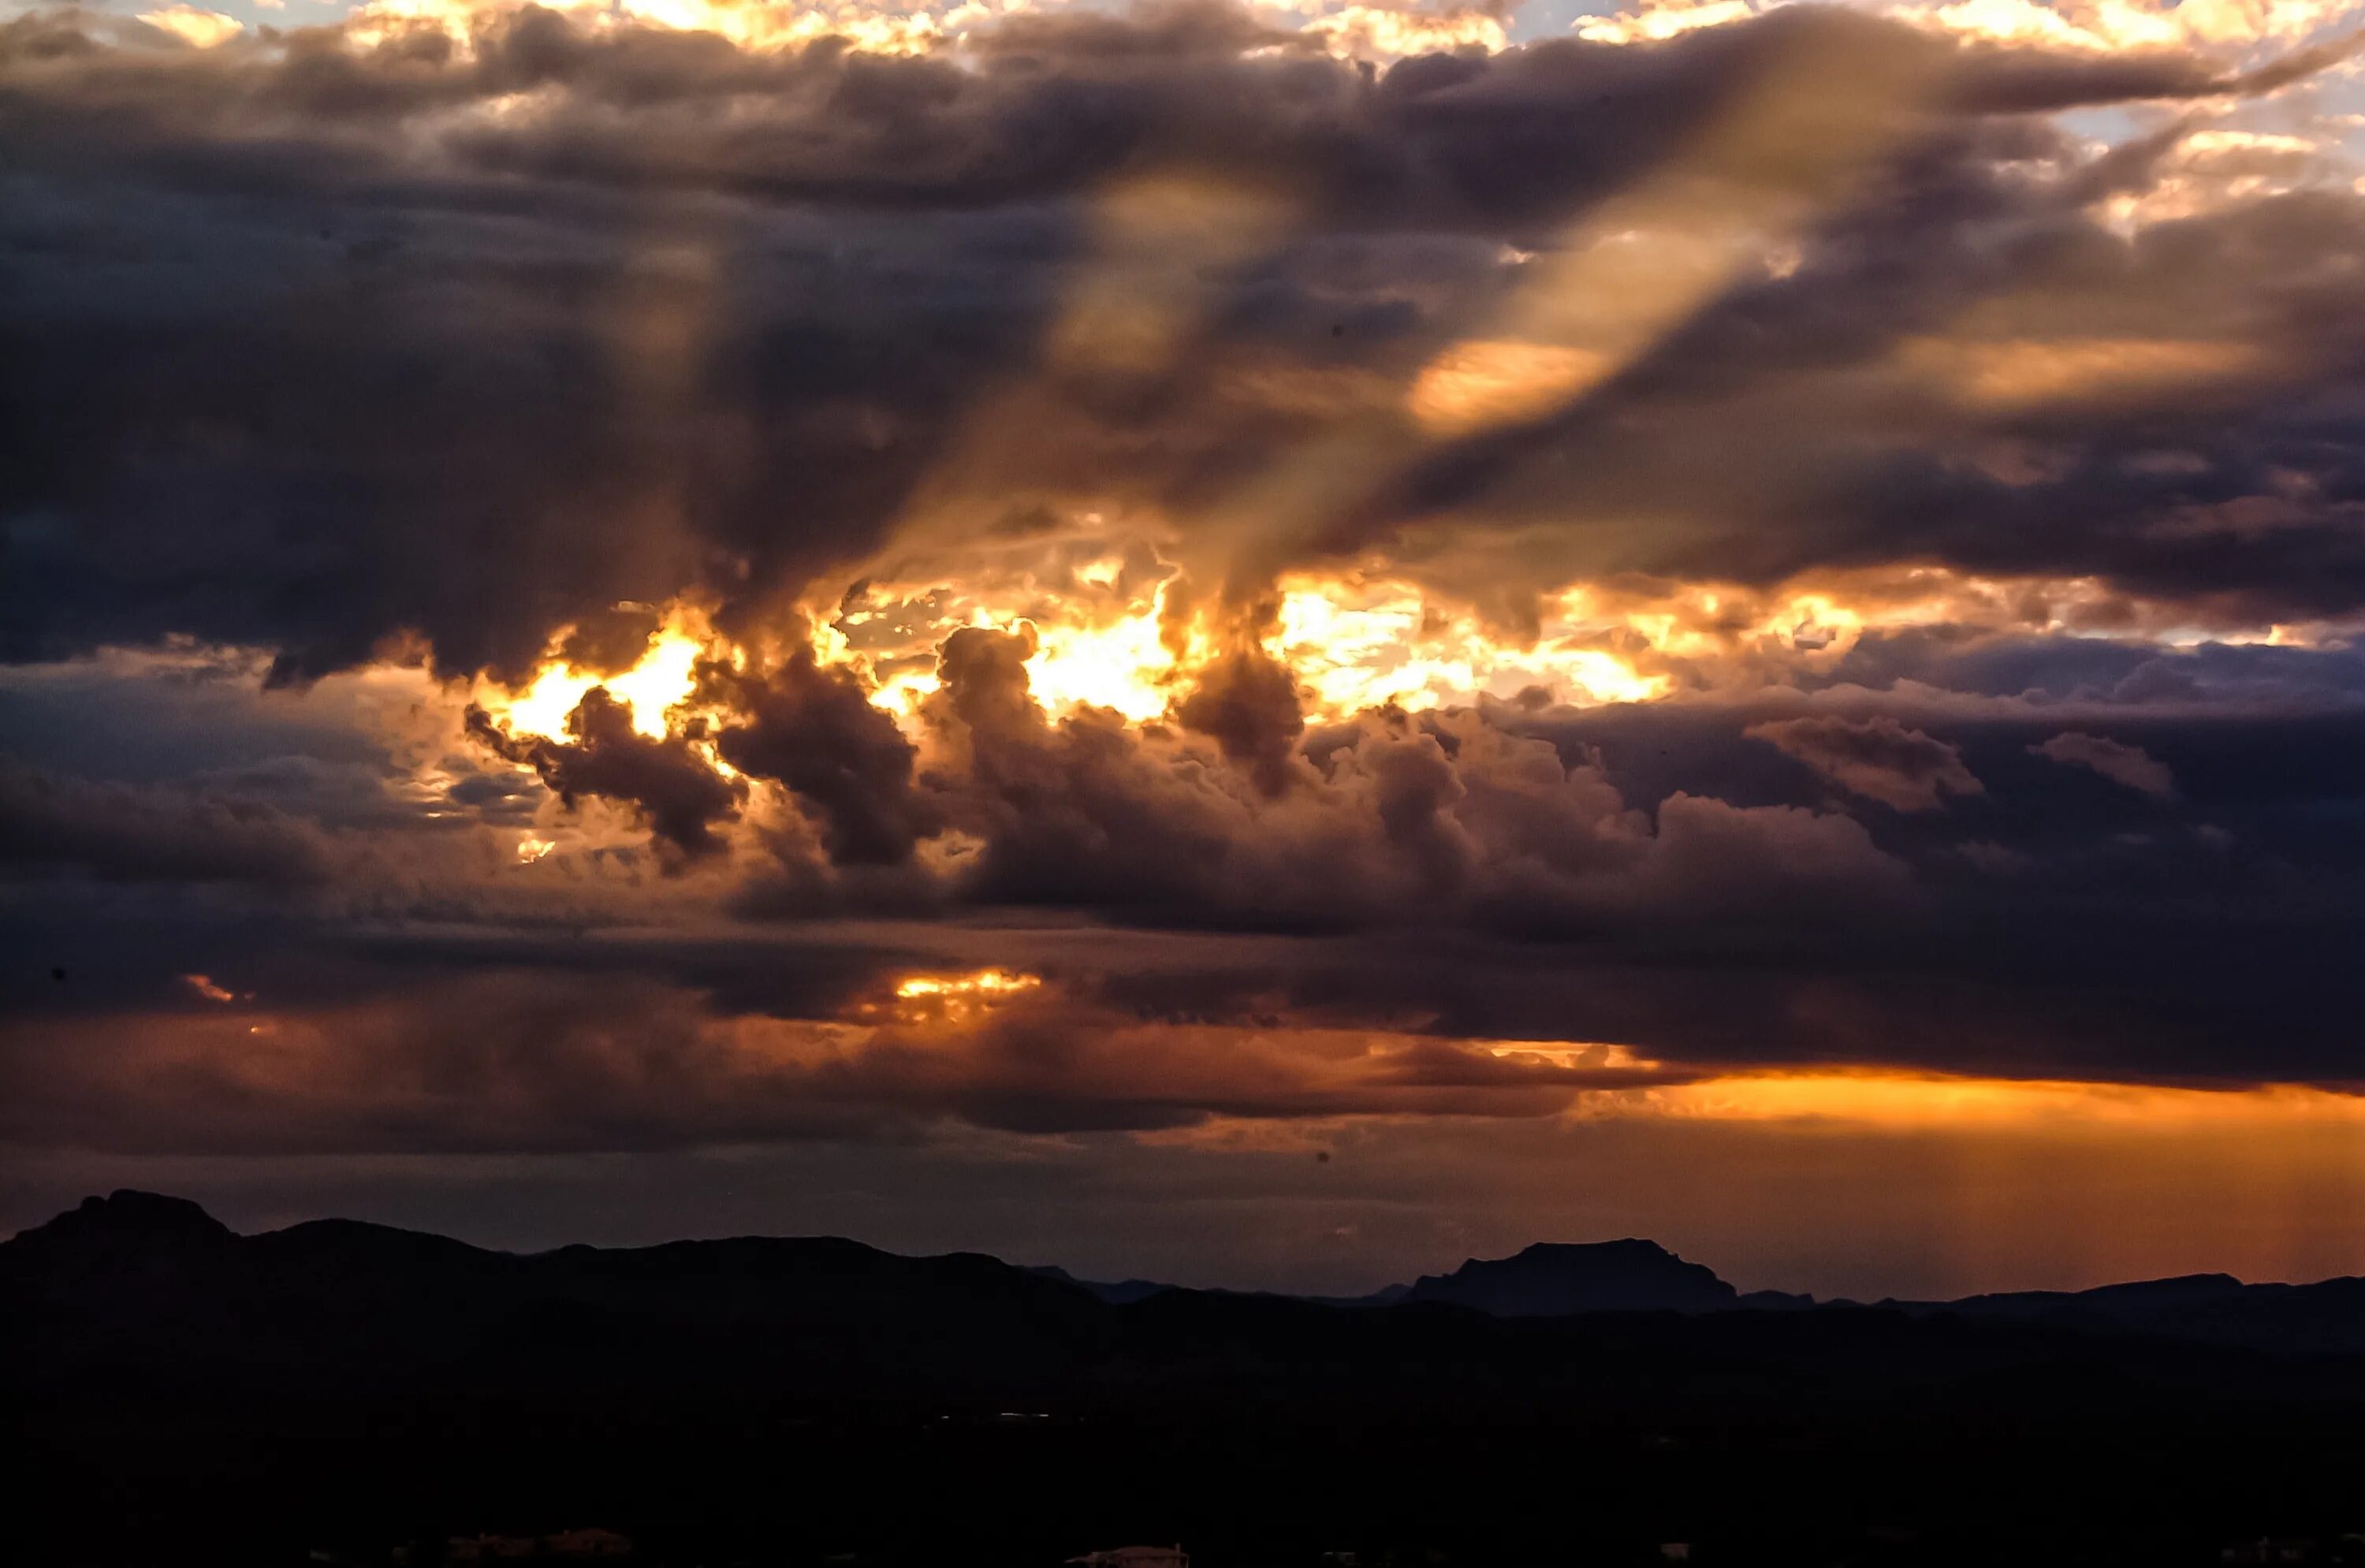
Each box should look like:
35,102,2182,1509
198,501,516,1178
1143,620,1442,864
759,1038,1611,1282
6,2,2365,1139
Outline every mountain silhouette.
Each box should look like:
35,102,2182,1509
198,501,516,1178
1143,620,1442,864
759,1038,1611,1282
1391,1239,1740,1316
13,1191,2365,1354
10,1193,2365,1566
1030,1227,2365,1351
1883,1271,2365,1358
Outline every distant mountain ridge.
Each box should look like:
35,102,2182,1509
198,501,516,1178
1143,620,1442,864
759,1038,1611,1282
1030,1240,1743,1315
1027,1223,2361,1348
10,1190,2365,1357
12,1191,2365,1566
1393,1238,1739,1316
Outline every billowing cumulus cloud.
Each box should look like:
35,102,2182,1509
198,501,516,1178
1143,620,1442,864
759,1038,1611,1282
5,0,2365,1273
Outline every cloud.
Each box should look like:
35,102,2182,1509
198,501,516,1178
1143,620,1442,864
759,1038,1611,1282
0,760,336,887
8,0,2365,1227
1172,650,1307,795
2030,731,2176,796
0,966,1696,1154
1745,715,1985,811
137,6,242,47
469,689,744,858
9,1,2365,690
708,651,937,864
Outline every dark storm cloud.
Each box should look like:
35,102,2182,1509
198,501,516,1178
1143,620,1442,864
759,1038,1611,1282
706,651,937,864
22,610,2365,1092
1824,629,2365,709
1329,143,2365,619
468,688,743,856
0,3,2112,221
6,0,2365,1138
8,2,2365,682
1172,650,1305,794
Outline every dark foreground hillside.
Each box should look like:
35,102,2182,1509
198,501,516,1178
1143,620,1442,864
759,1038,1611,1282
7,1194,2364,1568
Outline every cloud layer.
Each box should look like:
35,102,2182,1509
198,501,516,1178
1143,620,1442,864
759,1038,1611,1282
5,0,2365,1272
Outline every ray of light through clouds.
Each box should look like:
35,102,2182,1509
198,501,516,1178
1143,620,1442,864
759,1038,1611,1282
5,0,2365,1294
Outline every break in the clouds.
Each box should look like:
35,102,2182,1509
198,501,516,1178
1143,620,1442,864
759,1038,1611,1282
4,0,2364,1284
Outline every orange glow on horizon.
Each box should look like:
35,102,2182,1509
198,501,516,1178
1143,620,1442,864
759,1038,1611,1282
1603,1067,2365,1134
35,998,2365,1296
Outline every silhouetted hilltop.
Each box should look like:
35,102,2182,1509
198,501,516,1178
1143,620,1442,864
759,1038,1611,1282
1027,1264,1180,1305
2,1189,238,1301
9,1197,232,1258
10,1192,2365,1358
4,1190,1111,1395
1032,1230,2364,1352
1887,1272,2365,1357
1394,1239,1740,1316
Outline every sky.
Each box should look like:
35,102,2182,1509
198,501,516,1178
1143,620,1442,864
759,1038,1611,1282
5,0,2365,1301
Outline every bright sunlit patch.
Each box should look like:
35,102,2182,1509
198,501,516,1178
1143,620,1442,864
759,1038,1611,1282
617,0,925,52
828,560,1203,725
456,551,2341,817
1022,602,1188,722
883,968,1046,1021
832,557,1689,725
805,535,2311,735
1288,3,1510,61
1269,573,1668,712
894,968,1043,1001
1406,340,1611,436
1575,0,1758,44
140,5,244,45
474,609,711,742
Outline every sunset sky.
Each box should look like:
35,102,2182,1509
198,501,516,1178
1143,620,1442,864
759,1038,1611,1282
5,0,2364,1299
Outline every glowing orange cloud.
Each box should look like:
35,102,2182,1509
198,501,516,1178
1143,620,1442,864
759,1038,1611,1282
1603,1069,2365,1134
471,609,715,743
893,968,1043,1001
1901,336,2273,411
